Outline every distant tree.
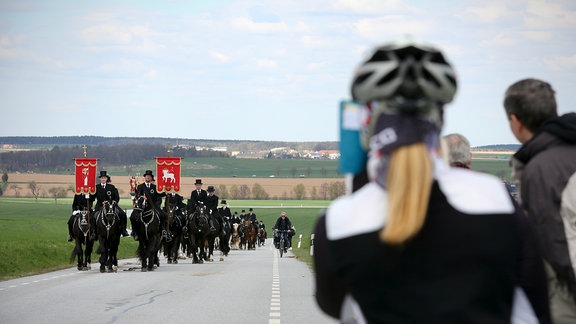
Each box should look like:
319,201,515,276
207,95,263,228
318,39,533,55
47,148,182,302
28,181,41,201
229,184,240,199
319,183,329,200
306,167,312,177
290,167,297,177
218,184,230,200
48,187,67,203
252,183,269,200
310,186,318,200
321,167,327,177
1,172,7,183
239,184,251,199
293,184,306,200
328,182,345,200
275,167,281,177
10,184,21,196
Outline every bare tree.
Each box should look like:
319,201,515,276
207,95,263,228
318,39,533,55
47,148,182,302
290,167,297,177
10,184,21,196
229,184,240,199
218,184,230,200
310,186,318,200
252,183,269,200
28,181,41,201
48,187,67,204
319,182,329,200
293,183,306,200
239,184,251,199
328,182,345,200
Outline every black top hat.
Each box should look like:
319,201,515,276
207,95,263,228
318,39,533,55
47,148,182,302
241,209,245,213
99,171,108,178
249,208,253,211
221,200,227,204
195,179,203,185
143,170,155,180
207,185,215,192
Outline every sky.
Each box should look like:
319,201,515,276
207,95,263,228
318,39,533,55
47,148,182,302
0,0,575,147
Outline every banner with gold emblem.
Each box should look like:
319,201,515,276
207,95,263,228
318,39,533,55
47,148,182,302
74,158,97,194
156,157,181,193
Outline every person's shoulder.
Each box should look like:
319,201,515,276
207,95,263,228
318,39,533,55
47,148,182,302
436,168,515,215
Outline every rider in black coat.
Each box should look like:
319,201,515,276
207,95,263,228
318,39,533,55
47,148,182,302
134,170,167,239
274,211,293,250
205,186,225,235
94,171,129,237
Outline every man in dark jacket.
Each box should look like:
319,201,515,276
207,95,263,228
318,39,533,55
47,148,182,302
134,170,167,239
504,78,576,322
94,171,129,237
188,179,207,211
273,211,292,251
205,185,224,235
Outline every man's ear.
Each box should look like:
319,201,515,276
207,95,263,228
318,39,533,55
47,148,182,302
509,114,530,143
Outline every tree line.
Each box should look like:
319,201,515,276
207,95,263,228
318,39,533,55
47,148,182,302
0,144,227,173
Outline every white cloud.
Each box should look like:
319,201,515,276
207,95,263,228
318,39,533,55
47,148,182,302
210,50,231,63
353,16,433,41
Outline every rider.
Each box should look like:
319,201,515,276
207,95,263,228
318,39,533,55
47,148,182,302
218,199,232,222
247,207,258,233
205,185,225,236
94,171,129,237
67,192,96,241
230,211,241,226
273,211,293,251
188,179,207,212
134,170,167,240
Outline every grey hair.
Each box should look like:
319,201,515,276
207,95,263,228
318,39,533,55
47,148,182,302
443,133,471,167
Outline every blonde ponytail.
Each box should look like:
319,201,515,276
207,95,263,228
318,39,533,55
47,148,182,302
380,143,433,244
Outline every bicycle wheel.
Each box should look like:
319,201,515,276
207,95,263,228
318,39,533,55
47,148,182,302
279,237,284,258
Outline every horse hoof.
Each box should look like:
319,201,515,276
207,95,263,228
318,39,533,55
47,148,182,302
112,266,118,272
100,267,106,273
86,264,91,270
167,260,172,264
173,260,178,264
77,266,83,271
141,267,147,272
219,257,224,261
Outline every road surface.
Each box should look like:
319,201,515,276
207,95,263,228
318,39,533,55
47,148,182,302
0,239,336,324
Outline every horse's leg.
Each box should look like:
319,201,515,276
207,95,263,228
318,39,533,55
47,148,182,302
98,238,107,273
75,240,83,270
140,241,148,272
85,240,93,270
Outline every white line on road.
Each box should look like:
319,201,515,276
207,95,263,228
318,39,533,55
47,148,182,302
270,247,281,324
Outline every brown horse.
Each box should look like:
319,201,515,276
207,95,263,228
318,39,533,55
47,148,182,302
257,227,267,247
230,223,241,250
242,219,257,250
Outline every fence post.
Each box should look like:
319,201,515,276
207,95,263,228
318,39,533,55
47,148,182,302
310,233,315,256
297,234,302,249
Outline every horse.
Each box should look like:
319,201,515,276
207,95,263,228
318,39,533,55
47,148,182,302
162,199,186,264
95,201,121,273
131,195,162,272
241,219,257,250
230,223,241,250
257,227,267,247
204,212,231,262
69,209,95,271
184,204,210,264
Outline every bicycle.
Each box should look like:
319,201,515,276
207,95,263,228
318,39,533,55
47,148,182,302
275,229,290,258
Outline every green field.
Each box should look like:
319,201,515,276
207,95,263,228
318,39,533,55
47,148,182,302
100,156,513,180
0,197,328,280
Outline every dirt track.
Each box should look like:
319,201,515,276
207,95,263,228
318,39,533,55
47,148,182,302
5,173,343,199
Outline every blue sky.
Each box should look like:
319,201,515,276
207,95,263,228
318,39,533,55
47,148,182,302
1,0,575,146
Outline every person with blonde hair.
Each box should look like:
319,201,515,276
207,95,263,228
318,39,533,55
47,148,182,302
313,40,550,323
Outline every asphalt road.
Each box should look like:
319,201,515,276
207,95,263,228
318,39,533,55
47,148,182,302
0,239,336,324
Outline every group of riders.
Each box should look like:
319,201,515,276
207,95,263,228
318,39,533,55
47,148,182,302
67,170,295,251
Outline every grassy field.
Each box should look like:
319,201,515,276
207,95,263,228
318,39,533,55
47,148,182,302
0,197,328,281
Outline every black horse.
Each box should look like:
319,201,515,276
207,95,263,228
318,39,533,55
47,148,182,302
205,212,231,262
131,195,162,272
184,204,210,264
95,201,121,273
69,209,95,271
162,199,186,264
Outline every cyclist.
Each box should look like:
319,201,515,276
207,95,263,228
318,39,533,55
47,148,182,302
273,211,292,251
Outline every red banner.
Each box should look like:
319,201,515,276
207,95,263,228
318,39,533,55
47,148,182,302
156,157,181,193
74,158,97,194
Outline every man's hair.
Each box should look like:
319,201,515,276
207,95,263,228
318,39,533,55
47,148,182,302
443,133,471,167
503,78,558,133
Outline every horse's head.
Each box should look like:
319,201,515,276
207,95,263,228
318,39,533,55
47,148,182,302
133,195,147,210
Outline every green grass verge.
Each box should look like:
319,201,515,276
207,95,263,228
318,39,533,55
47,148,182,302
0,197,326,280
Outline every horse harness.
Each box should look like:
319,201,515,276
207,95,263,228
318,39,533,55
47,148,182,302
133,197,160,241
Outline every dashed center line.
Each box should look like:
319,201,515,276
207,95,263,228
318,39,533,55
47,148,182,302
269,246,281,324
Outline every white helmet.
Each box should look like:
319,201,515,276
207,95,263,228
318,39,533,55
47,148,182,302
351,40,457,106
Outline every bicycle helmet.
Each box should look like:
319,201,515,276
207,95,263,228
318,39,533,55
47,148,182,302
351,40,457,106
